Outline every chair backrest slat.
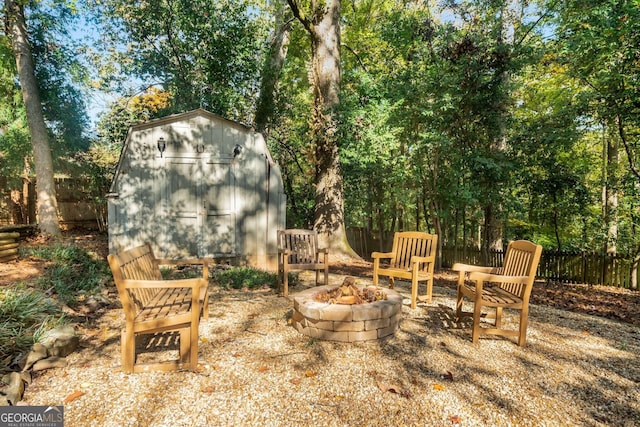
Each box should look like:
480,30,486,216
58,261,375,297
108,244,162,311
498,240,542,298
391,232,437,270
278,229,319,265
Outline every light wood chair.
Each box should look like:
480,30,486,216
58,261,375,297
277,229,329,297
453,240,543,346
372,231,438,309
107,244,210,373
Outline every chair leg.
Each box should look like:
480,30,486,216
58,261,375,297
472,301,483,343
283,266,289,297
179,328,190,367
389,277,395,289
518,307,529,346
189,324,198,369
121,329,135,373
426,276,433,303
495,307,503,329
455,288,464,320
323,265,329,286
202,292,209,321
410,276,418,309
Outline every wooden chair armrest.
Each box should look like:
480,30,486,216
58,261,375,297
411,255,435,264
122,278,207,290
371,251,394,259
468,271,530,285
452,263,497,274
318,248,328,254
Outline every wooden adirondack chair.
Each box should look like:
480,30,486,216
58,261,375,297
452,240,543,346
277,229,329,297
372,232,438,309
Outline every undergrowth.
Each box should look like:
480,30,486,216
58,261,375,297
0,286,64,365
213,266,291,290
25,244,110,307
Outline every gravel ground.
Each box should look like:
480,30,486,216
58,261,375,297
20,272,640,427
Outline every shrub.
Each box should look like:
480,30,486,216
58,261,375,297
213,267,284,290
26,244,110,306
0,286,64,363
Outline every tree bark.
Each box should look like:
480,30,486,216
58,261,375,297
254,0,292,139
287,0,357,257
6,0,61,236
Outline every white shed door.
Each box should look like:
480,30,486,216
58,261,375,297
165,158,235,258
202,159,235,256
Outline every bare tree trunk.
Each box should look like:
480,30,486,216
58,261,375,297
287,0,357,258
254,0,292,139
6,0,60,236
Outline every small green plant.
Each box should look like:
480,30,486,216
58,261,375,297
0,286,64,363
27,244,110,306
213,266,281,290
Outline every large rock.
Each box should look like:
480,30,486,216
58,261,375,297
31,357,67,372
0,372,30,406
40,325,79,357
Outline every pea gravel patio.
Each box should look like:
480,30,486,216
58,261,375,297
20,271,640,427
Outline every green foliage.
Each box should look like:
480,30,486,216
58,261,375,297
0,286,64,364
26,244,110,306
213,267,284,290
91,0,269,121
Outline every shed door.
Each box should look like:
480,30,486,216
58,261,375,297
166,158,200,257
165,157,235,258
202,160,235,256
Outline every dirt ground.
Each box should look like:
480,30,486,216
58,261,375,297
2,230,640,327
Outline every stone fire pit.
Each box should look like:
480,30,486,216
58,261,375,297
291,284,403,342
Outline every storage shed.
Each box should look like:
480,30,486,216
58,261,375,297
107,109,286,270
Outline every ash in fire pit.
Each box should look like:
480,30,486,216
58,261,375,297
291,277,403,342
314,277,387,305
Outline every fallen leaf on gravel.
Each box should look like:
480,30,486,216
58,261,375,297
200,385,216,393
63,391,85,403
448,415,461,425
433,383,445,391
305,370,316,377
376,377,410,398
289,378,301,385
258,365,269,372
232,352,241,357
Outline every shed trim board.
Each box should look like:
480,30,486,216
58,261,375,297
107,109,285,270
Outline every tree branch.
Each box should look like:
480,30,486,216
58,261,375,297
286,0,313,35
617,114,640,181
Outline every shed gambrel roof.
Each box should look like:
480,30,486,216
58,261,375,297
108,109,267,194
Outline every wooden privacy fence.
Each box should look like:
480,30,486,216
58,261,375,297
441,246,638,290
346,229,638,289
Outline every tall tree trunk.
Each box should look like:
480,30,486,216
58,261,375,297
602,122,618,255
254,0,292,139
287,0,357,257
6,0,60,236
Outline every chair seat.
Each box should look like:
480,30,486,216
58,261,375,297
376,267,433,280
459,283,523,308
